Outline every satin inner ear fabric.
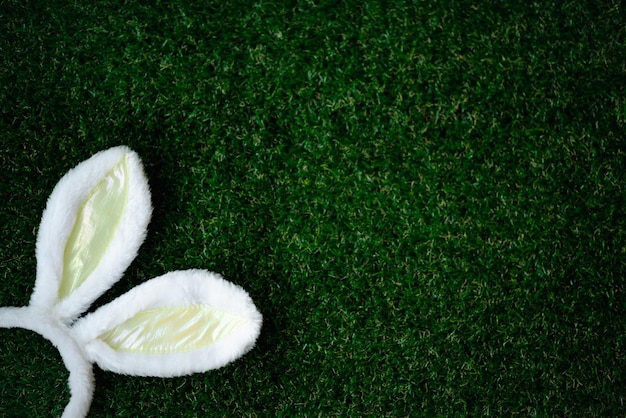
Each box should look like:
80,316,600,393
98,304,249,353
60,156,129,299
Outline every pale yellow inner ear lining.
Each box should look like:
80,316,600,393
59,155,129,300
99,305,249,353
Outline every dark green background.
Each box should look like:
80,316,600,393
1,0,625,416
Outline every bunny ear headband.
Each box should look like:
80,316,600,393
0,146,262,417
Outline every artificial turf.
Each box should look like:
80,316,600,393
1,0,625,416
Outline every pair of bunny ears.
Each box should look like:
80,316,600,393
0,147,262,417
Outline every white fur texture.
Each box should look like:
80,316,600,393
72,269,263,376
32,146,153,322
0,146,263,418
0,307,94,418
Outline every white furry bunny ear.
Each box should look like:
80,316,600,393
31,146,152,322
0,146,262,418
72,270,262,376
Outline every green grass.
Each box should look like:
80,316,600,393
1,0,625,416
